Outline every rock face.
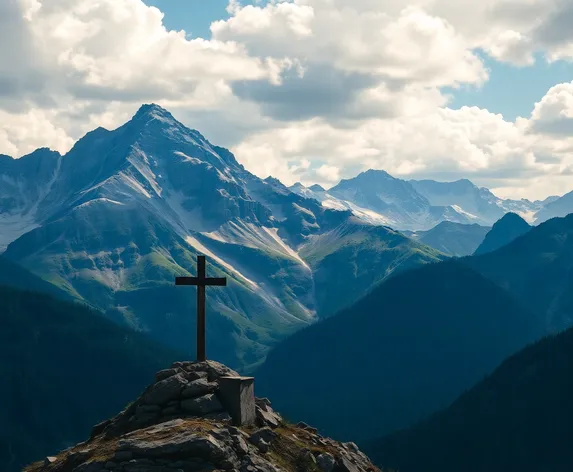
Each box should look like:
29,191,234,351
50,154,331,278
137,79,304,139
26,361,378,472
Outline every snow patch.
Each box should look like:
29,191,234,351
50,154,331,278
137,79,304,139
75,198,125,209
450,205,479,220
174,151,202,165
118,172,152,199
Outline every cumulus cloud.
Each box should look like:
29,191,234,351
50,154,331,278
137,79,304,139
0,108,73,156
527,82,573,136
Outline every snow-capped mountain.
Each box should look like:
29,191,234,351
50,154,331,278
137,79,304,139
533,191,573,223
0,104,441,371
410,179,546,225
0,148,61,251
290,172,551,231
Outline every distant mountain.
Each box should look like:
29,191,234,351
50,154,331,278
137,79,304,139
328,170,475,230
291,174,546,231
256,261,543,443
534,190,573,223
409,221,490,256
0,104,436,371
290,180,392,226
371,325,573,472
474,212,531,255
466,214,573,332
309,184,326,192
410,179,542,225
0,148,61,251
0,285,180,472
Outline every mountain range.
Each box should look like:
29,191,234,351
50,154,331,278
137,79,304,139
3,104,573,372
3,103,573,471
256,212,573,447
0,104,443,371
290,173,560,231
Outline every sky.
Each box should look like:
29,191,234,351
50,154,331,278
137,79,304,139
2,0,573,200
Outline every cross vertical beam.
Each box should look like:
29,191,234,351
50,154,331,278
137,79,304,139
175,255,227,362
196,256,206,361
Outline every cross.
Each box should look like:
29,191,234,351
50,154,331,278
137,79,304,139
175,255,227,362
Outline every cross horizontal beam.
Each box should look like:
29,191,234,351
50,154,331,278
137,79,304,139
176,255,227,362
176,277,227,287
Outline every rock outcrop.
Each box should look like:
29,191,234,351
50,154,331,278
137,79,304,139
26,361,379,472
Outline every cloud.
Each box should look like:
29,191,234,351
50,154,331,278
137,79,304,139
0,108,73,156
527,82,573,136
316,164,341,183
3,0,573,201
232,64,381,122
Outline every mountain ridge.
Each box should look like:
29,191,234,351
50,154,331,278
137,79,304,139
290,172,550,231
0,104,440,371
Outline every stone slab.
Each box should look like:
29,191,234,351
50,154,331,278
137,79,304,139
218,376,256,427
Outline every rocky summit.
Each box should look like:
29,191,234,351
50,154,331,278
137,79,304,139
26,361,378,472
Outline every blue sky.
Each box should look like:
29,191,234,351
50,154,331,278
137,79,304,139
447,53,573,121
143,0,231,38
145,0,573,122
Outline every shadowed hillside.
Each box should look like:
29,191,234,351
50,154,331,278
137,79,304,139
371,325,573,472
0,286,180,472
467,214,573,331
256,260,544,443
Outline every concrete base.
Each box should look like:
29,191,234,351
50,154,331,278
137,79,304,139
219,376,256,427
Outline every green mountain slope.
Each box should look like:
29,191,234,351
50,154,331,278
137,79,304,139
0,286,180,472
474,212,531,255
4,194,314,372
300,220,446,317
371,326,573,472
0,256,70,301
255,261,544,443
466,214,573,331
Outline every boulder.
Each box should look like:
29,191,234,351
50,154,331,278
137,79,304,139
181,393,224,415
142,374,188,405
181,378,217,399
248,427,277,452
317,453,336,472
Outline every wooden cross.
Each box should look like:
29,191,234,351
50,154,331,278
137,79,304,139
175,255,227,361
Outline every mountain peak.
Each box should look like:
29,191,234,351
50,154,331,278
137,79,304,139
135,103,173,119
360,168,393,179
309,184,326,192
497,212,529,224
264,176,288,190
474,212,531,255
130,103,179,127
290,182,306,190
